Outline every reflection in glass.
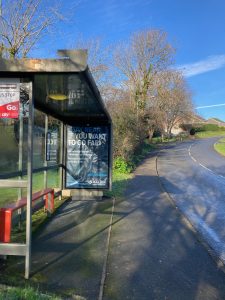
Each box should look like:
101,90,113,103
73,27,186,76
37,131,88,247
0,119,19,174
32,171,45,193
33,109,45,169
0,187,25,206
47,169,59,188
47,116,60,166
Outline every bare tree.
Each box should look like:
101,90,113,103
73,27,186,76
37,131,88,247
106,89,144,160
114,29,175,113
73,36,114,102
0,0,66,58
155,70,194,137
74,37,110,82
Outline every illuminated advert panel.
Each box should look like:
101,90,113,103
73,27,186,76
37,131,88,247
66,126,109,189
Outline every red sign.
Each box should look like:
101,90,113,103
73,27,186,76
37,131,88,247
0,79,20,118
0,101,20,118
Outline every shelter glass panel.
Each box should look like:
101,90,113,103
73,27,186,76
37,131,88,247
0,78,31,178
47,116,60,166
47,168,60,188
0,119,19,175
34,74,105,122
33,109,45,169
32,171,45,193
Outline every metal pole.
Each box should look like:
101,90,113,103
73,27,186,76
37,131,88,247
18,105,24,229
18,112,23,199
62,124,67,190
25,81,33,279
44,114,48,189
59,121,64,198
109,124,113,191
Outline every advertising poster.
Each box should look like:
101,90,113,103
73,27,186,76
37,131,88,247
0,78,20,118
66,126,109,188
46,130,58,164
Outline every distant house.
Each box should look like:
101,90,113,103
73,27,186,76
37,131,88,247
170,115,225,136
171,114,206,135
205,118,225,127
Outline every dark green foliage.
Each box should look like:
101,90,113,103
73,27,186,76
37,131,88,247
113,157,135,173
189,128,195,135
113,141,154,174
194,124,225,132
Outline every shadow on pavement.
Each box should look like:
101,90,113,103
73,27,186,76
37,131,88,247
104,160,225,300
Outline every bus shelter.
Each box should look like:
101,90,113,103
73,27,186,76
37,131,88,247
0,50,112,278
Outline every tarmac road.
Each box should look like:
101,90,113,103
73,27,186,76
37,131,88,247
157,137,225,265
104,143,225,300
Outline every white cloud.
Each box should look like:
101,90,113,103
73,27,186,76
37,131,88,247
196,103,225,109
177,55,225,77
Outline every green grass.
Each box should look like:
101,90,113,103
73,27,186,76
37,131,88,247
0,170,59,206
195,131,225,138
0,286,61,300
152,136,177,143
214,138,225,156
105,170,133,199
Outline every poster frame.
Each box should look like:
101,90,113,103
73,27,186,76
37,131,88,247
65,124,111,190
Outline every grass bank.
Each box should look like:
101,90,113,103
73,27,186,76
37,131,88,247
195,131,225,138
214,138,225,156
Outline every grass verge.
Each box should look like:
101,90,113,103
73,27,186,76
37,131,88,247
105,170,133,199
214,138,225,156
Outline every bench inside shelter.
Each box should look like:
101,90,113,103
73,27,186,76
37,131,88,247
0,188,54,243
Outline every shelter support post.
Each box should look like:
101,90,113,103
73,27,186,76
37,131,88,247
44,114,49,189
25,82,33,279
59,121,64,199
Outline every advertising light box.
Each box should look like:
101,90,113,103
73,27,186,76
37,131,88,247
66,126,109,189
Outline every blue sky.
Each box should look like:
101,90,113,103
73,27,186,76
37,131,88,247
33,0,225,121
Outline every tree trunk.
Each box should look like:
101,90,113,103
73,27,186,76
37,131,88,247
148,128,154,142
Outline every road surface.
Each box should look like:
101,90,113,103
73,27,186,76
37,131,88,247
157,137,225,264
